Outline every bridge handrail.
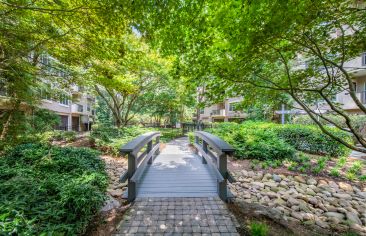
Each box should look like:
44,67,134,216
193,131,236,201
119,131,161,202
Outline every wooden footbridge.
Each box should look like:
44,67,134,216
119,131,236,202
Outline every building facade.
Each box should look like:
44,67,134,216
197,97,246,123
39,84,95,131
0,83,95,132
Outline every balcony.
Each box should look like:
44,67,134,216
72,104,84,113
344,53,366,77
338,92,366,110
211,109,225,116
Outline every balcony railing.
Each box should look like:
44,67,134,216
211,109,225,116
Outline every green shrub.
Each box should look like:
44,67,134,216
292,114,366,138
249,221,269,236
273,124,352,157
91,125,181,156
0,143,108,235
209,122,295,160
187,132,194,144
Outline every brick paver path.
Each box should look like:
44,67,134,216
114,197,239,235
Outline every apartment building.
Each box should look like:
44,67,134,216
40,84,95,131
197,97,246,123
335,53,366,114
0,54,96,132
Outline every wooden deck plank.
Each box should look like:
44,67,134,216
136,137,218,198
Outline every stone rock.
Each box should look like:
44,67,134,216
315,219,329,229
324,212,345,220
317,180,328,189
263,173,272,180
306,188,316,196
303,213,315,221
338,182,353,192
274,198,286,206
356,192,366,199
252,182,265,189
264,181,278,188
333,193,352,200
109,189,123,197
279,181,289,188
307,178,317,186
350,224,366,233
294,175,306,183
264,192,278,199
308,197,318,206
101,196,121,212
328,181,339,189
272,174,282,182
287,197,300,207
291,211,303,220
346,212,362,225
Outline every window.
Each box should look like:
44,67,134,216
77,104,83,112
87,105,91,112
363,53,366,66
59,94,69,105
40,54,50,66
229,103,239,112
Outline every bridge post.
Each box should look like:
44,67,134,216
128,153,137,202
202,140,208,164
217,152,228,200
147,140,153,164
155,136,160,155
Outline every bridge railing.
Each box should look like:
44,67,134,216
193,131,236,201
119,131,161,202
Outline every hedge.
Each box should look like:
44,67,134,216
273,124,352,157
208,122,296,160
0,143,108,235
209,122,352,160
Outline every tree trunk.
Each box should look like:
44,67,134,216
0,113,12,141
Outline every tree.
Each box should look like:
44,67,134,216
134,0,366,152
90,35,174,127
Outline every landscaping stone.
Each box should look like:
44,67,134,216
273,174,282,182
346,212,362,225
294,175,306,183
230,169,366,235
307,178,317,186
339,182,353,192
324,212,345,220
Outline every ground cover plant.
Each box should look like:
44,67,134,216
209,122,352,160
90,125,182,156
0,143,108,235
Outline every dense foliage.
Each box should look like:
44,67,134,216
90,125,182,156
209,122,352,160
0,108,60,152
0,143,108,235
209,123,295,160
274,124,352,157
292,115,366,138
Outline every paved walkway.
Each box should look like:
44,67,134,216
114,197,239,235
114,137,239,235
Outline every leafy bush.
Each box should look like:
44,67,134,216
249,221,269,236
273,124,352,157
209,122,352,160
187,132,194,144
0,143,108,235
91,125,181,156
292,114,366,138
209,122,295,160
